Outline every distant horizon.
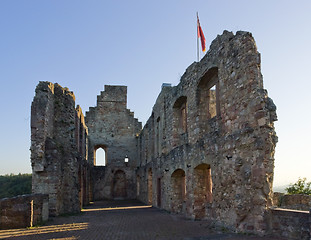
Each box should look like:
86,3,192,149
0,171,304,192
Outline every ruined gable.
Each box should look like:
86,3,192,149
85,85,142,200
85,85,141,167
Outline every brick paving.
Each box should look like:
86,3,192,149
0,200,285,240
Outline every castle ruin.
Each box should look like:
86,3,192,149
30,31,278,234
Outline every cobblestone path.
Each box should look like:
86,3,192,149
0,200,285,240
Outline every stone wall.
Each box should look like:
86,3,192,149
92,166,137,200
31,82,91,216
273,192,311,211
136,31,278,234
0,194,48,229
85,85,142,200
268,208,310,240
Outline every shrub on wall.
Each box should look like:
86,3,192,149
286,177,311,195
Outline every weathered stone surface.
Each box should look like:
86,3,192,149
0,194,48,229
85,85,142,200
273,192,311,211
31,82,90,216
28,30,301,237
136,30,277,234
268,208,310,240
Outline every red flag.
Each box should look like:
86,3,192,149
197,15,206,52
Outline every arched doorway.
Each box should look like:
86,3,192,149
193,164,212,219
112,170,126,199
171,169,186,213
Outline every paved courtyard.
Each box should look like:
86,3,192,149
0,200,285,240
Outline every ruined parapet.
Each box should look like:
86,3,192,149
269,208,310,239
137,31,278,234
85,85,142,200
31,82,85,216
0,194,48,229
273,192,311,211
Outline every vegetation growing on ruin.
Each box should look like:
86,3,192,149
0,173,32,199
286,177,311,195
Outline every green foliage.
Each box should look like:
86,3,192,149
0,173,32,199
286,177,311,195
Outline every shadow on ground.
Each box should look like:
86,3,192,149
0,200,285,240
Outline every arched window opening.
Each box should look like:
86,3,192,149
198,67,220,120
193,163,213,219
173,96,188,134
94,146,107,166
171,169,186,213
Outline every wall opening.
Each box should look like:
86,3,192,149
193,164,212,219
112,170,126,199
197,67,220,124
156,117,161,156
173,96,188,134
157,177,162,207
171,169,186,213
94,146,107,166
148,168,153,205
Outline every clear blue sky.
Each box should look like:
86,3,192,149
0,0,310,189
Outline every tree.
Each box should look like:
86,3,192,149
0,173,32,199
286,177,311,195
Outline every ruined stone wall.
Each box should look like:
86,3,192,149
85,85,142,200
137,31,278,234
273,192,311,211
0,194,49,229
268,208,310,240
31,82,90,216
75,105,92,206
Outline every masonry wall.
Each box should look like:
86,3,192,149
136,31,278,234
85,85,142,200
273,192,311,211
31,82,90,216
268,208,310,240
0,194,48,229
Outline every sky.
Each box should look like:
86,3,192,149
0,0,310,190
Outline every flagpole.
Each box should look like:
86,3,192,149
197,12,199,62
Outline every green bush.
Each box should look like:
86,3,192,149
0,173,32,199
286,177,311,195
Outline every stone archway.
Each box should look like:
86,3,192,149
112,170,126,199
171,169,186,213
193,164,212,219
